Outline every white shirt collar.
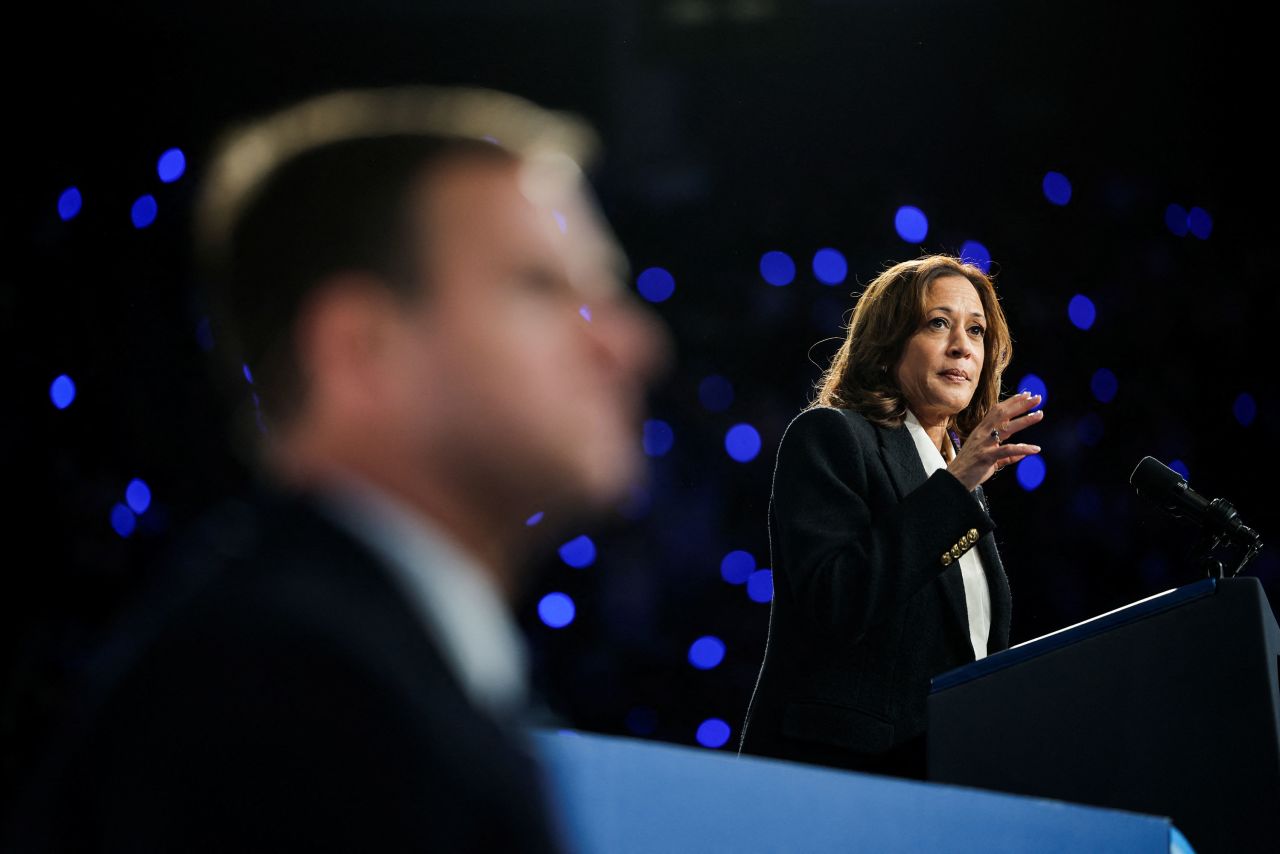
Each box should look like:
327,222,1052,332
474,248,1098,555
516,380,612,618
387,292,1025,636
314,472,530,719
902,408,954,472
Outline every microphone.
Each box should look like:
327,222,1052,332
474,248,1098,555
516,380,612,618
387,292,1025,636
1130,456,1262,550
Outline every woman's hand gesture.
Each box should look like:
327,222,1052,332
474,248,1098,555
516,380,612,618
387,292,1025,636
948,391,1044,492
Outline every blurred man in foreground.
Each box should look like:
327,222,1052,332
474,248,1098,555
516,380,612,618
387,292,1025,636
18,86,666,851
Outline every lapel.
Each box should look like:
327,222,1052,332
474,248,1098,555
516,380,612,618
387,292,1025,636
947,434,1013,653
977,529,1012,651
963,452,1012,652
874,422,972,647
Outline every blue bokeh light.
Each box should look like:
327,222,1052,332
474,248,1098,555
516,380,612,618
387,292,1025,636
58,187,82,221
759,251,796,286
698,375,734,412
111,503,137,538
1068,294,1096,330
725,423,762,463
625,707,658,736
812,248,848,285
1077,413,1104,447
643,419,675,457
1169,459,1190,480
720,550,756,585
1015,374,1047,410
1187,206,1213,240
1233,393,1257,427
558,535,597,569
526,511,544,526
579,304,592,322
1017,455,1046,491
50,375,77,409
131,194,158,229
637,267,676,303
959,240,991,273
688,636,726,670
1090,368,1118,403
538,592,575,628
894,206,929,243
1042,171,1072,206
696,718,731,749
125,478,152,514
157,148,186,183
242,363,255,384
1165,204,1189,236
747,569,774,603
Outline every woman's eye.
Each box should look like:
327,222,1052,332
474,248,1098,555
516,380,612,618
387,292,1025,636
969,325,986,337
928,317,948,329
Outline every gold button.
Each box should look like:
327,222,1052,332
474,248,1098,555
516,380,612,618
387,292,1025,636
965,532,976,546
941,553,953,566
967,528,978,540
950,545,962,559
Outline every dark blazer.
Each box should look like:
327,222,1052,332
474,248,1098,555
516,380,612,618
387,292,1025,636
12,489,562,853
739,406,1012,777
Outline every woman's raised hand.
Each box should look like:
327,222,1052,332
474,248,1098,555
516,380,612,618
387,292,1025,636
948,391,1044,492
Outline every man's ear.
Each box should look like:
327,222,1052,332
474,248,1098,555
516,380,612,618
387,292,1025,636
293,273,400,420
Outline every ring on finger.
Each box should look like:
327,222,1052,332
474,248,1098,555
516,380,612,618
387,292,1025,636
990,428,1001,444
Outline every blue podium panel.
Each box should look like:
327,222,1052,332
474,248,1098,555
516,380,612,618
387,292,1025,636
532,730,1187,854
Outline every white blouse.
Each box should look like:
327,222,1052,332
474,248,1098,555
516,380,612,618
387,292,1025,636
903,410,992,660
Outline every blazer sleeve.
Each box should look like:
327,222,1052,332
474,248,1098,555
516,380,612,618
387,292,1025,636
772,407,994,643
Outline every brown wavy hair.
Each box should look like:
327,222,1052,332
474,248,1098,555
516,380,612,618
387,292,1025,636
810,254,1012,437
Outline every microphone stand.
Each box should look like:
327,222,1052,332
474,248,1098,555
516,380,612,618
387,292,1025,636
1233,540,1264,578
1192,532,1225,580
1190,525,1263,579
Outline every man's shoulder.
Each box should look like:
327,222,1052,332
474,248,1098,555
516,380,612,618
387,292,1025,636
106,489,429,682
180,487,384,577
152,491,370,611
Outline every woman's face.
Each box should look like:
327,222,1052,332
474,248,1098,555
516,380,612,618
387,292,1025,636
894,274,987,425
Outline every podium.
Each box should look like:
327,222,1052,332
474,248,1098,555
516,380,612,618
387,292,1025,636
532,729,1191,852
928,577,1280,854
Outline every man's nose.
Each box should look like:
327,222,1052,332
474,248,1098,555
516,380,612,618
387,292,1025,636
587,297,673,386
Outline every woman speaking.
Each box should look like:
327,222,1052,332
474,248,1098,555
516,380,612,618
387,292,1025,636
739,254,1043,779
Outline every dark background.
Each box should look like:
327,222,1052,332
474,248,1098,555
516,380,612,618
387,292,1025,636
5,0,1274,801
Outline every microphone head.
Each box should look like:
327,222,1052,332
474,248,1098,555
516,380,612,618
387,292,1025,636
1131,457,1264,560
1131,456,1185,496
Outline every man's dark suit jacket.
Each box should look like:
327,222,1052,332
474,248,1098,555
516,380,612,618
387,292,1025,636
739,406,1012,778
14,489,562,853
